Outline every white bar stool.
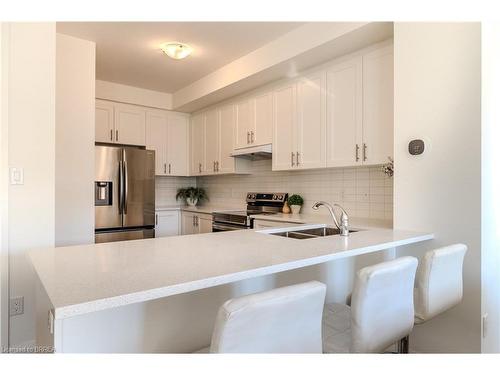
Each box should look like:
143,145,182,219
197,281,326,353
322,257,418,353
414,244,467,324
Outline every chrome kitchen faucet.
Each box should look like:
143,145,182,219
312,201,350,236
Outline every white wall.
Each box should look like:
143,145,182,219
7,23,56,349
0,22,9,351
56,33,95,247
481,22,500,353
96,80,172,110
394,23,481,353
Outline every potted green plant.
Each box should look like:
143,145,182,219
176,187,208,207
288,194,304,214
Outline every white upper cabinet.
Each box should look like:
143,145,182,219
166,113,189,176
235,99,255,149
96,100,146,146
190,113,206,175
114,103,146,146
146,110,189,176
326,56,363,167
146,110,168,175
272,83,296,171
253,91,273,146
95,99,115,143
296,71,327,169
218,104,237,174
362,45,394,165
204,109,219,175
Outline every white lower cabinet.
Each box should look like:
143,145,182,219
155,210,180,237
181,211,213,235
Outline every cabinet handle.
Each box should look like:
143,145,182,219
251,131,254,143
199,163,202,173
213,161,216,172
116,130,119,142
110,129,113,141
216,161,219,172
164,163,167,174
168,163,171,174
247,131,250,144
291,152,295,167
363,143,367,161
296,151,300,166
355,144,360,162
155,214,158,226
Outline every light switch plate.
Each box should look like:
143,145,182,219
9,167,24,185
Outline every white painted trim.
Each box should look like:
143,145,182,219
96,79,173,110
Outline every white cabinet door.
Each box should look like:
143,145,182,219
235,99,254,149
155,211,180,237
166,113,189,176
326,57,363,168
204,109,219,175
197,214,213,234
253,91,273,146
181,212,197,235
95,99,114,143
296,72,326,170
190,114,206,175
272,83,296,171
146,110,168,175
218,104,236,174
362,45,394,165
114,103,146,146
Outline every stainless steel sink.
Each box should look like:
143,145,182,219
268,226,358,239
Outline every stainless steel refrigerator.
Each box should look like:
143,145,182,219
94,145,155,243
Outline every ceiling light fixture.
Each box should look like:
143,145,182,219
160,42,192,60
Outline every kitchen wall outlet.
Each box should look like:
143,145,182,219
9,167,24,185
10,296,24,316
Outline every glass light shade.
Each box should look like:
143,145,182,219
160,42,192,60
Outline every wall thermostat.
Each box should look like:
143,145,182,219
409,139,425,155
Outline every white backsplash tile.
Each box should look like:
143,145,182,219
196,159,393,220
155,176,196,207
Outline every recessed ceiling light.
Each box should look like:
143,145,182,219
160,42,192,60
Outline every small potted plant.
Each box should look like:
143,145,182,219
288,194,304,215
176,187,208,207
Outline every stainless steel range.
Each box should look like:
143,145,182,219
212,192,288,232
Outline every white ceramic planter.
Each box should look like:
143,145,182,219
186,197,198,207
291,205,302,214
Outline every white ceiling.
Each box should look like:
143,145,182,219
56,22,303,93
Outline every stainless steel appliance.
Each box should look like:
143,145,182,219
95,145,155,243
212,192,288,232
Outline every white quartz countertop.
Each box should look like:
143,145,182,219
155,205,245,214
30,225,432,320
251,213,393,230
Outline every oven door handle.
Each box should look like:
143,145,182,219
212,223,247,231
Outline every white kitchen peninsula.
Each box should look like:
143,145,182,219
30,226,433,353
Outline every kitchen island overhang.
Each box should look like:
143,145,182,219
30,226,434,321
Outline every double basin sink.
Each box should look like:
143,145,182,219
260,224,358,240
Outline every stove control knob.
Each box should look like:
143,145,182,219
278,195,283,200
252,194,256,199
247,194,252,199
272,194,277,200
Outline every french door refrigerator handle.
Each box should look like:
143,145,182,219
118,160,123,214
123,159,128,214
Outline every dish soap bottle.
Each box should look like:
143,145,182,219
282,201,291,214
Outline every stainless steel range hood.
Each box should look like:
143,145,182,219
230,144,272,160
